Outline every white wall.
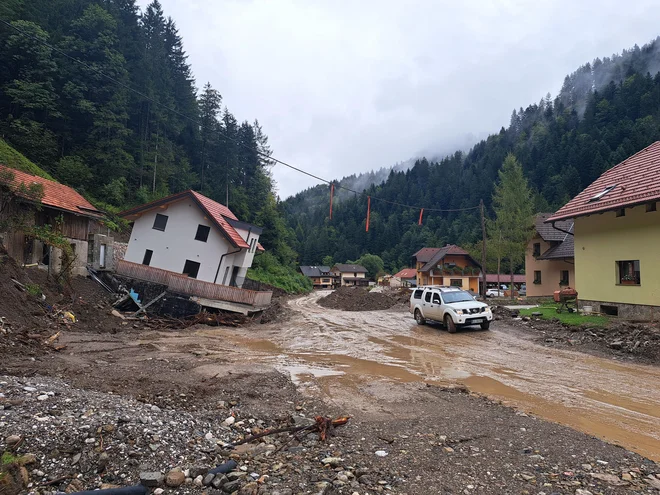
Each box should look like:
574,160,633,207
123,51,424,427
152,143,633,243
124,199,258,286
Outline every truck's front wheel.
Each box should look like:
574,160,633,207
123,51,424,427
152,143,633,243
445,314,457,333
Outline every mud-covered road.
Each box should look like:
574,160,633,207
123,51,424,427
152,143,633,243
212,291,660,462
17,290,659,464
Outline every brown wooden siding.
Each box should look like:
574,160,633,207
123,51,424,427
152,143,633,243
116,259,272,307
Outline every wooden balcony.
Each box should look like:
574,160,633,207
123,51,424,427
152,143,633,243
116,259,272,310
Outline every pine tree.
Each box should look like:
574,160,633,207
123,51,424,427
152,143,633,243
491,154,534,299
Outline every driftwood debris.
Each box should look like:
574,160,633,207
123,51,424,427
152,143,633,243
229,416,350,448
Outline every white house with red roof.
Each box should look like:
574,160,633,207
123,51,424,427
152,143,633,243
547,141,660,319
0,165,109,276
120,190,263,289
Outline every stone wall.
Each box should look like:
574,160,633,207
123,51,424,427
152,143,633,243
579,300,660,322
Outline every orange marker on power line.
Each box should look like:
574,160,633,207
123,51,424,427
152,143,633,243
366,196,371,232
418,208,424,225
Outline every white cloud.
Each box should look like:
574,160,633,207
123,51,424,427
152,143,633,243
139,0,660,198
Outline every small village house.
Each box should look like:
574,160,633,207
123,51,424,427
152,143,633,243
299,265,337,289
120,190,263,288
393,268,417,287
525,213,575,297
0,165,110,276
413,245,482,292
547,141,660,319
331,263,369,287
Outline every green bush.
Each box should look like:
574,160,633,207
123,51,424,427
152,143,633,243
247,252,312,294
25,283,42,297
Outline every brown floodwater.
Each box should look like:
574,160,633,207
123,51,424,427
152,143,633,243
194,292,660,461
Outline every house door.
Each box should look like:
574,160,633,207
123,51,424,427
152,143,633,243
229,266,239,287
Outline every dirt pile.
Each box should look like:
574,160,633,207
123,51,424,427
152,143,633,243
318,286,408,311
496,307,660,364
0,245,125,359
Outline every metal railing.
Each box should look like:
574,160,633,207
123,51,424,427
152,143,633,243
116,260,272,307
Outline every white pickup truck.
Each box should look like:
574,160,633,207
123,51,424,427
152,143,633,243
409,286,493,333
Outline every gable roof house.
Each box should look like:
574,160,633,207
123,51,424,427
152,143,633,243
393,268,417,287
413,245,482,293
330,263,369,287
299,265,337,289
525,213,575,297
546,141,660,319
0,165,110,277
117,190,271,314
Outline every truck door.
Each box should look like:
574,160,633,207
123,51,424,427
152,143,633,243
428,290,443,320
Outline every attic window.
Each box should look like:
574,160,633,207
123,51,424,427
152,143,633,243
153,213,168,231
588,185,617,202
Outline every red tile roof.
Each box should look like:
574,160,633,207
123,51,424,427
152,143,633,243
393,268,417,279
120,190,252,249
413,247,442,263
548,141,660,222
0,164,102,218
419,244,481,272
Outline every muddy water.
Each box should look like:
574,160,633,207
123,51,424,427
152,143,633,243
198,292,660,461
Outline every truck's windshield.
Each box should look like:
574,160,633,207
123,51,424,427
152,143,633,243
442,291,474,303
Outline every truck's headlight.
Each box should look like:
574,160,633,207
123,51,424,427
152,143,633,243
455,309,464,315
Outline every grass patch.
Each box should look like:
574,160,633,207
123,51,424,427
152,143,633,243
519,304,609,327
247,253,313,294
0,452,19,465
0,139,54,180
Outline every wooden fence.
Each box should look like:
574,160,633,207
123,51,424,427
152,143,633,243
116,259,272,307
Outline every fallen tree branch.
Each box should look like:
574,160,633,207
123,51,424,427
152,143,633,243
228,416,350,447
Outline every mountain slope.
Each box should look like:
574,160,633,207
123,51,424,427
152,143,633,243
283,36,660,271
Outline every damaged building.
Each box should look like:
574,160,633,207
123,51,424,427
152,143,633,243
115,190,272,315
0,165,113,276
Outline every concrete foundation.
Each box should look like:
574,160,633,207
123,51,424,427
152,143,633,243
579,300,660,322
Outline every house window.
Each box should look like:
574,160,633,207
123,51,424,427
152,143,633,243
195,225,211,242
99,244,106,268
222,266,231,285
142,249,153,266
354,272,357,277
153,213,168,231
560,270,569,286
183,260,201,279
615,208,625,217
533,243,541,257
450,279,463,287
533,271,542,284
617,260,640,285
647,202,657,213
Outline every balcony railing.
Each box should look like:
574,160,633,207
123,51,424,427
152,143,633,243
116,259,272,308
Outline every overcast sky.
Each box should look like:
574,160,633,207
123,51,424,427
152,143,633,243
138,0,660,198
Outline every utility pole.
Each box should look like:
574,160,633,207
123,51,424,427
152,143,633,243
480,199,487,299
152,128,159,194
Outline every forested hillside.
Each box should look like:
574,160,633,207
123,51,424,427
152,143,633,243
283,37,660,272
0,0,302,280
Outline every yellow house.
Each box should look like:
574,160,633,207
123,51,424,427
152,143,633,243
413,245,481,292
525,213,575,297
547,141,660,320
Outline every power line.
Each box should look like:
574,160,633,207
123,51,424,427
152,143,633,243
0,17,481,215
